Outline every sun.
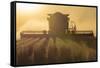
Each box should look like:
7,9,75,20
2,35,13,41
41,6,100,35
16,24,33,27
17,3,42,11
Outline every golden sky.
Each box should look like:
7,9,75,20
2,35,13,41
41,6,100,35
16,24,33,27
16,3,96,40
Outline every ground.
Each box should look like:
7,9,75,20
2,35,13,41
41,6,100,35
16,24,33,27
16,35,96,65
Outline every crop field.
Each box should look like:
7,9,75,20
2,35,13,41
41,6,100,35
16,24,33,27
16,36,96,65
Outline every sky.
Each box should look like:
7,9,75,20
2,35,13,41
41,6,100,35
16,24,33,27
16,3,97,40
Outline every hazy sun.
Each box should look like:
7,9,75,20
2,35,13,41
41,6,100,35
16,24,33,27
17,3,42,11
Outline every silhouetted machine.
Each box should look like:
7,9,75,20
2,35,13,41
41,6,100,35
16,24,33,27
47,12,70,35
